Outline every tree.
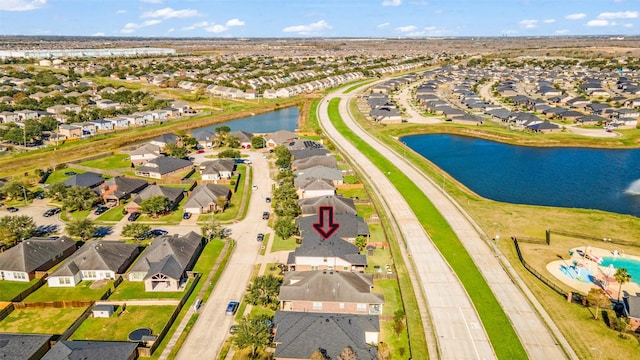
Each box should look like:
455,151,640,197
47,182,68,201
215,196,229,212
245,274,282,309
163,142,187,159
40,116,59,132
393,309,406,338
274,198,301,218
337,346,358,360
66,218,97,241
182,135,199,151
615,268,632,301
310,350,328,360
355,236,367,251
140,195,171,218
201,217,221,241
274,145,291,169
2,180,29,201
586,287,611,320
231,316,272,359
225,134,240,148
62,186,98,211
612,316,629,338
218,149,241,158
274,216,297,239
214,125,231,136
251,136,265,149
273,183,297,202
122,223,151,239
0,215,36,246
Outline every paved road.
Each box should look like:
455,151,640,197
395,84,443,124
0,197,66,236
175,150,272,360
319,96,495,360
320,89,577,359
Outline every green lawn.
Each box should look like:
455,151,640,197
269,235,299,253
366,248,393,274
355,203,376,222
259,233,270,256
79,154,130,170
193,240,225,273
108,280,190,300
376,279,410,360
0,307,86,334
45,168,86,184
337,187,368,200
69,305,175,341
25,280,114,302
328,98,527,359
0,279,39,301
95,204,125,222
69,209,91,220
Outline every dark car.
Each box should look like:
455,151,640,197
43,208,61,217
64,171,76,176
265,197,271,203
225,301,239,315
262,211,269,220
6,207,18,213
94,205,109,215
127,212,140,221
148,229,168,237
35,192,45,199
183,212,191,220
257,233,265,242
229,325,239,334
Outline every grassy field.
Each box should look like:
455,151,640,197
69,305,175,341
269,234,299,253
78,153,130,170
0,280,39,301
45,168,86,184
328,99,527,359
0,307,86,334
25,280,113,302
95,204,125,222
376,279,410,360
108,281,190,300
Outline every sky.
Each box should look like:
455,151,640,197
0,0,639,38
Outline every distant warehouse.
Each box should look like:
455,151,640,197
0,47,175,59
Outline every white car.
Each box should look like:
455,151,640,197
252,185,258,191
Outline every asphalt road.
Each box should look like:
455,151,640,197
319,88,576,359
175,150,273,360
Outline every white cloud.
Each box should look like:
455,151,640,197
120,19,161,34
116,9,127,14
141,7,200,19
624,23,633,28
92,32,105,37
225,18,245,27
555,29,570,35
565,13,586,20
0,0,46,11
382,0,402,6
395,25,417,33
282,20,332,35
586,19,613,27
519,19,538,29
597,11,638,19
205,24,227,33
543,19,555,24
140,0,163,3
168,28,174,33
377,22,390,28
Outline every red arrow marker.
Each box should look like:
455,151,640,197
312,206,340,240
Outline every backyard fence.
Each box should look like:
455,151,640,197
14,300,94,309
11,277,47,302
550,229,638,248
0,303,15,322
58,301,96,341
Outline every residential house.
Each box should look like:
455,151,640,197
265,130,297,148
279,271,383,315
0,236,76,282
15,109,38,121
526,120,561,133
294,166,344,186
99,176,149,206
127,231,202,292
150,133,181,148
107,117,130,129
231,130,254,149
287,233,366,272
191,129,214,149
263,89,277,99
199,159,235,181
296,213,369,243
290,147,330,161
624,295,640,332
71,122,97,137
58,124,83,139
47,241,139,287
0,111,19,123
135,157,193,179
89,119,114,132
292,155,337,171
127,143,162,166
42,341,139,360
298,195,357,216
183,184,232,214
95,99,121,109
64,172,105,189
295,178,335,199
125,185,184,214
273,311,379,360
0,333,52,360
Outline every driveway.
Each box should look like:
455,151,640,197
0,197,66,236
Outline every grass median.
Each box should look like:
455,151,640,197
327,99,527,359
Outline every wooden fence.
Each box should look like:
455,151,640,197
11,277,47,302
0,303,15,322
14,300,95,309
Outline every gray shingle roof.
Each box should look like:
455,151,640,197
266,129,297,145
298,195,356,216
50,241,138,276
184,184,231,209
42,340,139,360
64,172,104,188
297,178,335,192
279,271,384,305
296,213,369,240
294,166,343,183
0,236,76,273
273,311,379,360
132,184,184,205
129,231,201,280
136,156,193,176
0,333,52,360
102,176,149,200
289,234,366,266
293,155,337,171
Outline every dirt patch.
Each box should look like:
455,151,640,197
90,280,109,289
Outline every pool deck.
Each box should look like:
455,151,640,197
547,246,640,298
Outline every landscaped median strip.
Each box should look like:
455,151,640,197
327,99,528,359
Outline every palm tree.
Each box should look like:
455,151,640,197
614,268,632,301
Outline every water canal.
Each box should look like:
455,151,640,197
195,106,299,134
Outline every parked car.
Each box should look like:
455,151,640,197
257,233,265,242
148,229,168,237
43,208,61,217
64,171,76,176
262,211,270,220
35,192,45,199
265,197,271,203
127,212,140,222
252,185,258,191
194,298,203,311
183,212,192,220
197,149,205,154
6,207,18,212
225,301,239,315
94,205,109,215
229,325,239,334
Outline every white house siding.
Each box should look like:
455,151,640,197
47,274,81,287
1,271,30,282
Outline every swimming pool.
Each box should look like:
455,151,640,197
559,265,594,283
600,257,640,282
